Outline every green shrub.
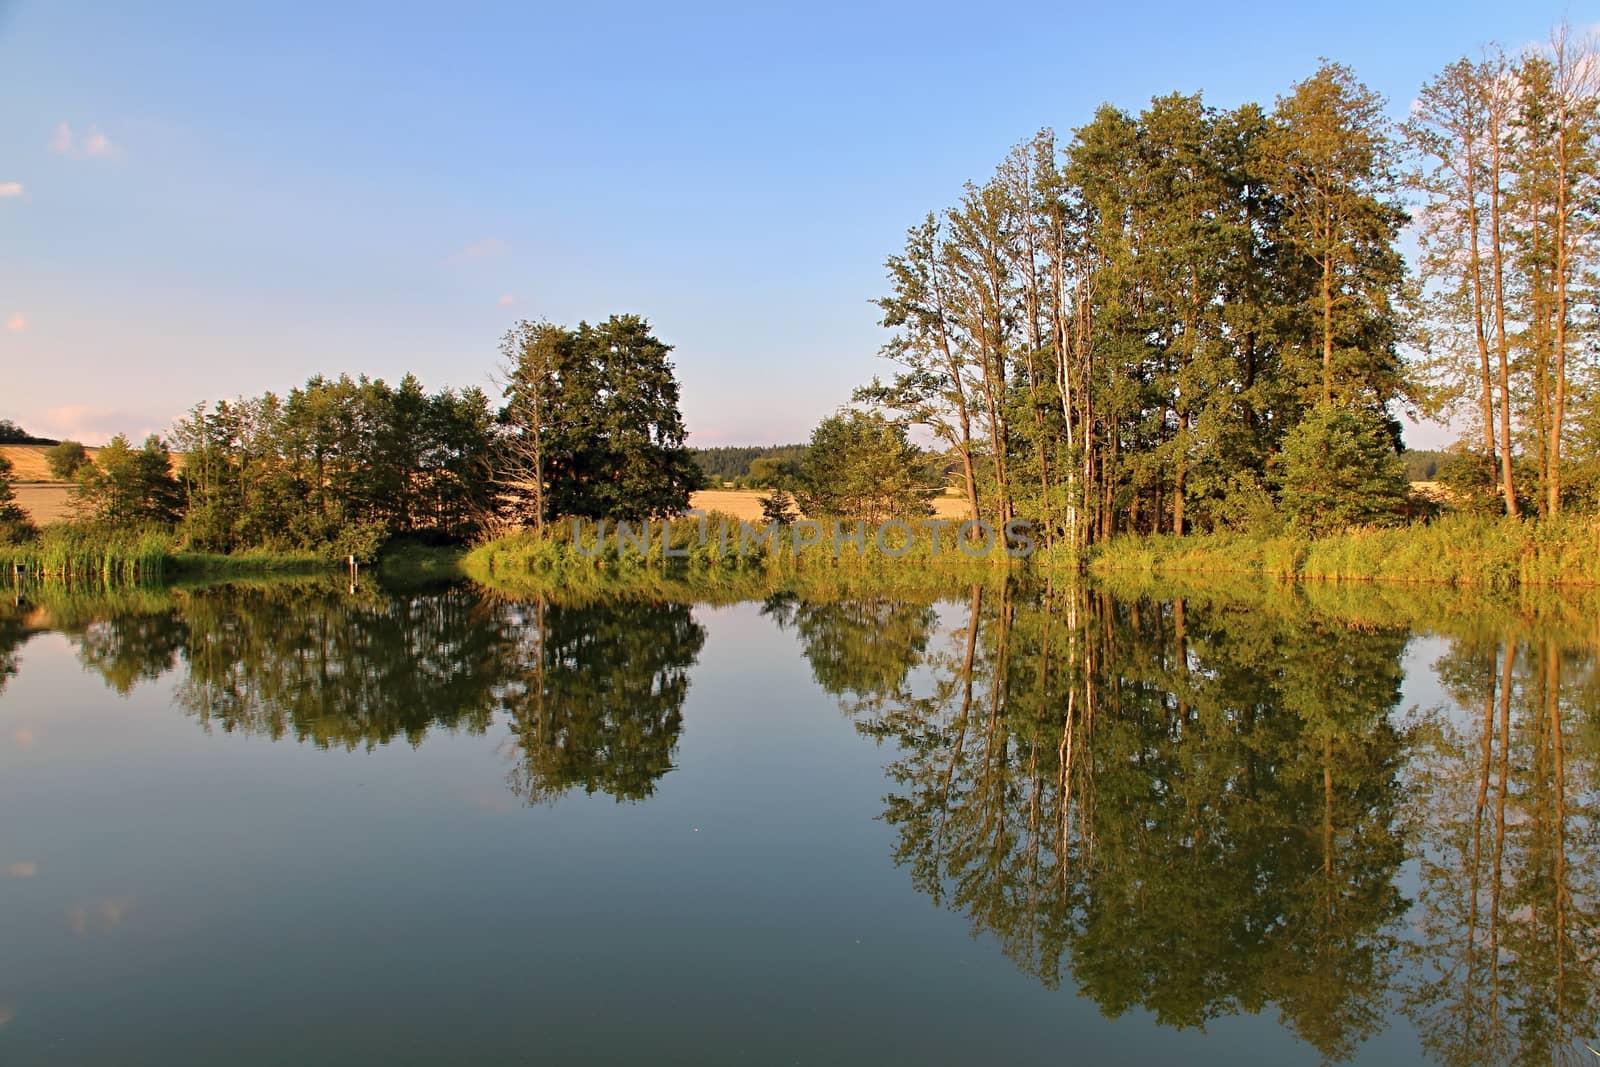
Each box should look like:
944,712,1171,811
1279,406,1409,535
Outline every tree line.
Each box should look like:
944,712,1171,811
690,445,808,486
0,314,703,557
858,26,1599,545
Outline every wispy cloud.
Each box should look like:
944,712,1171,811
497,293,516,306
84,126,115,157
6,861,37,879
446,237,508,265
0,182,22,198
5,313,27,332
50,121,118,160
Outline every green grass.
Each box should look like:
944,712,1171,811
0,522,433,582
168,547,331,576
1089,514,1600,589
462,513,1024,599
1,523,170,581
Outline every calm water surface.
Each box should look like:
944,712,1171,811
1,577,1596,1064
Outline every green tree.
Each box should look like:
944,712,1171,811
758,489,798,525
499,315,699,526
1259,61,1409,409
794,410,936,522
746,456,789,488
1406,56,1511,511
44,440,89,480
0,451,33,536
75,434,183,526
1278,406,1409,533
865,212,986,520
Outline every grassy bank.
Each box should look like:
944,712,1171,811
1,525,172,581
462,514,1023,598
0,523,465,582
1089,515,1600,589
13,512,1597,595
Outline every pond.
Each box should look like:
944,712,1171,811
0,576,1596,1064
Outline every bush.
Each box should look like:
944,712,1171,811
327,520,390,564
1279,406,1409,535
44,440,90,480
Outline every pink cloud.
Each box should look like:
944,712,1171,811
5,313,25,332
82,126,115,157
28,405,171,445
49,121,118,160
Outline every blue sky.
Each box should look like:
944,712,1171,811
0,1,1581,447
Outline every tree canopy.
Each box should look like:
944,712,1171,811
794,410,938,522
499,315,700,527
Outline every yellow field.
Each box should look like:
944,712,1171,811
0,444,96,481
689,489,971,522
3,445,88,524
12,484,77,524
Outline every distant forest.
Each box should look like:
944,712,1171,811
0,420,58,446
690,445,807,484
1402,450,1450,481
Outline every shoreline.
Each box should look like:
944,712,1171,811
6,513,1599,592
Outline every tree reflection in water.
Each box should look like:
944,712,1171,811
19,575,1600,1062
27,580,705,804
496,597,705,804
784,579,1600,1065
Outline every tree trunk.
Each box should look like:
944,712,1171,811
1488,104,1519,516
1464,128,1499,496
1321,207,1335,406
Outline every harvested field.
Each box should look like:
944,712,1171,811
1,444,98,482
13,484,77,525
688,489,970,523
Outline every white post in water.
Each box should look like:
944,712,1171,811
348,554,358,593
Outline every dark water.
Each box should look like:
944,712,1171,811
1,577,1597,1065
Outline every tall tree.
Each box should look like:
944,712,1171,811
1407,56,1509,509
497,320,562,532
1505,34,1600,515
499,314,699,525
75,434,183,526
1259,61,1409,409
866,213,985,520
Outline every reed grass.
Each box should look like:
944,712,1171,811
1,523,171,581
462,512,1023,598
167,548,330,576
1089,514,1600,589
